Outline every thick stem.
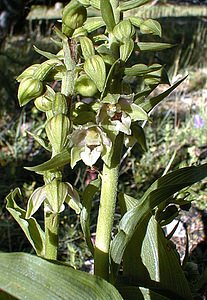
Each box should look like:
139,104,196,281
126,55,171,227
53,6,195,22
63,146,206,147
44,209,59,260
94,133,123,280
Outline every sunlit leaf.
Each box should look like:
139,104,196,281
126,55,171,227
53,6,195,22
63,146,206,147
136,42,172,51
119,0,151,11
25,149,70,173
6,188,45,256
111,163,207,268
140,19,162,37
100,0,116,32
141,76,187,112
0,253,123,300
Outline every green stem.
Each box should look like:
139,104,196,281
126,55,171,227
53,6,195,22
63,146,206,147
44,209,59,260
94,133,123,280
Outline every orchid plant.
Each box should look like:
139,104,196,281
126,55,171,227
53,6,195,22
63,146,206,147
1,1,207,299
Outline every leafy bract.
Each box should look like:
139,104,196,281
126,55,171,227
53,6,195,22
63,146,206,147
80,178,101,254
6,188,45,256
25,149,70,173
141,76,187,112
0,253,123,300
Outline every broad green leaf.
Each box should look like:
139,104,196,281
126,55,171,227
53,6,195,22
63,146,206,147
140,76,187,113
6,188,45,256
117,286,170,300
0,253,123,300
100,0,116,32
83,17,105,32
124,63,162,76
136,42,172,51
80,178,101,254
84,55,106,92
110,163,207,267
140,19,162,37
119,0,151,11
25,149,70,172
123,215,192,300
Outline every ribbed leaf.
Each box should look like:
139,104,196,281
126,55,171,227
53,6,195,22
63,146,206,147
141,76,187,113
6,188,45,256
111,163,207,267
84,55,106,92
0,253,123,300
26,186,46,218
83,17,105,32
136,42,172,51
140,19,162,37
80,178,101,254
25,149,70,172
100,0,116,32
119,0,151,11
124,63,162,76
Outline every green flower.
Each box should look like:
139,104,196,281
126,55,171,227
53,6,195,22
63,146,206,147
97,96,148,135
71,125,111,167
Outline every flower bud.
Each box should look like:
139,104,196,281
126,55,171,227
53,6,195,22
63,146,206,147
16,64,40,82
52,92,68,115
34,95,52,112
18,77,44,107
113,20,135,42
75,74,98,97
62,0,87,37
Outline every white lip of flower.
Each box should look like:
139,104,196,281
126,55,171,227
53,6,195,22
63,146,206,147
71,125,111,166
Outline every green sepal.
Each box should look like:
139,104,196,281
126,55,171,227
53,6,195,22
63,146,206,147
65,182,81,214
26,186,46,218
100,0,116,33
84,55,106,92
45,180,68,213
6,188,45,256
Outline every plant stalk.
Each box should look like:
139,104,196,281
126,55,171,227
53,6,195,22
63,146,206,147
94,133,123,280
44,209,59,260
